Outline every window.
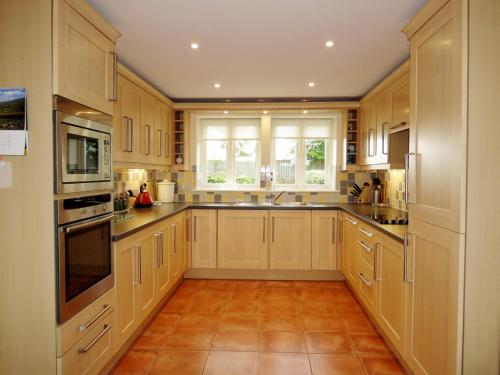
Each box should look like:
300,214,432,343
271,118,334,190
198,118,260,189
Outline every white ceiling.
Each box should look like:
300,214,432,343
88,0,426,99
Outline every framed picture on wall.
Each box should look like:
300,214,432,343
0,88,27,155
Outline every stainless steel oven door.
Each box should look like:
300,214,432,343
56,112,112,194
58,214,114,323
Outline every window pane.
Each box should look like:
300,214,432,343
206,140,227,184
235,140,257,185
305,139,326,185
274,139,297,184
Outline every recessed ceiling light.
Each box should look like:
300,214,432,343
190,42,199,49
302,110,308,114
325,40,334,47
308,82,315,87
224,110,229,114
301,99,308,102
258,99,264,102
263,110,268,114
226,99,231,102
214,83,221,88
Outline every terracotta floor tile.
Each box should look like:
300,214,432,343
261,314,302,332
212,332,260,351
305,332,354,354
147,313,182,332
219,313,261,331
330,289,356,302
225,299,261,314
180,279,207,289
260,332,307,353
293,281,325,289
340,314,377,334
320,281,348,289
204,279,237,290
163,327,216,350
233,280,262,289
203,351,258,375
132,331,170,350
351,334,390,354
178,313,221,330
197,289,233,300
309,354,366,375
334,300,365,314
162,297,194,313
174,287,200,299
261,300,298,314
258,352,311,375
262,280,295,288
190,298,227,313
297,301,336,316
262,288,298,301
148,350,208,375
297,288,333,303
231,289,262,300
302,315,345,332
360,355,406,374
112,350,157,375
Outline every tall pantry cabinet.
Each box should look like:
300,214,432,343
402,0,466,374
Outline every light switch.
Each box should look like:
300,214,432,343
0,160,13,188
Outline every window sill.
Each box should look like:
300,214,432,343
193,188,340,193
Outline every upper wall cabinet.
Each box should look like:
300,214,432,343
359,61,410,168
53,0,120,115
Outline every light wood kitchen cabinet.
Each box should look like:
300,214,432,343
405,219,464,375
135,227,157,322
375,90,391,161
270,210,311,270
311,211,338,270
53,0,119,115
218,210,268,270
340,214,348,275
140,92,157,164
390,73,410,130
160,106,173,166
406,0,466,233
154,225,170,300
375,234,406,354
191,209,217,268
343,214,360,285
113,74,142,163
168,212,188,282
356,225,378,316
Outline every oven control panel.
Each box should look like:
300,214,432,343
57,194,113,225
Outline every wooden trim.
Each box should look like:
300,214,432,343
402,0,449,39
113,160,170,171
172,101,360,111
361,60,410,103
117,62,174,106
184,268,345,281
62,0,121,42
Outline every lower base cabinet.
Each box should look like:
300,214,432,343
191,209,217,268
311,211,339,270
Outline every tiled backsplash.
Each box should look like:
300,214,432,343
114,166,407,211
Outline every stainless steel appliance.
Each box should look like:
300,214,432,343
54,97,113,194
56,194,114,323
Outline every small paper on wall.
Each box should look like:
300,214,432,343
0,88,28,156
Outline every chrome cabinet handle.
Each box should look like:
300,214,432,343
346,217,357,225
382,122,388,155
359,227,373,238
403,233,414,283
109,51,117,102
262,216,266,243
368,128,376,156
358,240,373,253
193,216,197,242
338,217,343,244
77,304,112,332
126,118,133,152
135,244,142,285
172,224,177,254
331,217,336,243
155,233,162,268
122,116,129,151
271,217,275,242
185,217,189,242
78,324,111,354
358,272,373,287
165,132,170,159
157,129,162,157
374,243,381,281
405,153,416,203
145,125,151,155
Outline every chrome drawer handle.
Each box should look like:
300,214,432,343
358,272,373,287
346,217,357,225
78,324,111,354
77,304,112,332
359,227,373,237
358,240,373,253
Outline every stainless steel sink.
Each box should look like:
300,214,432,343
231,201,312,207
231,202,274,207
274,202,312,207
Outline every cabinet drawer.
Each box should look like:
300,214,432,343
57,288,115,356
357,260,377,315
358,238,375,266
58,312,116,375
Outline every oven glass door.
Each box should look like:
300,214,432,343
61,123,111,183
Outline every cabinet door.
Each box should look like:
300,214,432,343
114,235,139,349
169,213,187,282
218,210,268,270
340,214,348,276
311,211,338,270
154,227,170,300
160,106,173,166
191,209,217,268
140,92,156,164
54,0,115,115
409,0,466,233
376,235,406,355
405,219,464,375
344,215,360,286
391,73,410,128
136,230,156,321
361,99,378,165
269,210,311,270
375,91,392,162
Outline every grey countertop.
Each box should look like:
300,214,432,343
112,202,407,243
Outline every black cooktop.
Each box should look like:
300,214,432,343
369,214,408,225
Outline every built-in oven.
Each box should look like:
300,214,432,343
56,194,114,323
54,101,113,194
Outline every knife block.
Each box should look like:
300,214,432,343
357,187,372,203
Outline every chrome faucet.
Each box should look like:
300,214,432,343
271,191,286,205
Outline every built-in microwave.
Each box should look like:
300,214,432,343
54,104,113,194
